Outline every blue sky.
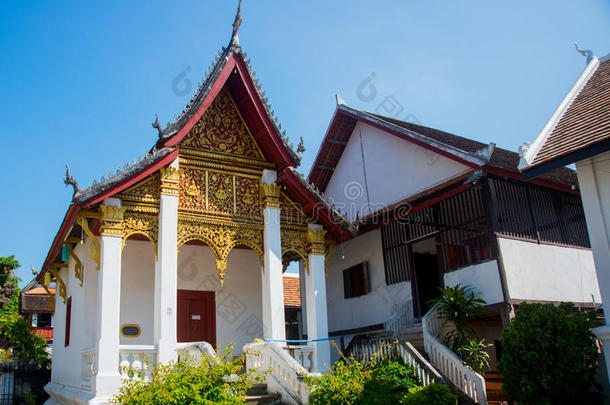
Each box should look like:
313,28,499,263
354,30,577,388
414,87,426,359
1,0,609,285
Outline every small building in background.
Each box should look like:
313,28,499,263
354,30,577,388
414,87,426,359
20,278,55,344
283,273,302,340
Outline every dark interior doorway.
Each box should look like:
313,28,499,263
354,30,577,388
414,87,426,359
177,290,216,347
411,237,442,317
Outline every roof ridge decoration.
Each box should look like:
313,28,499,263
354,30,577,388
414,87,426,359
69,147,172,204
152,0,302,164
575,43,594,65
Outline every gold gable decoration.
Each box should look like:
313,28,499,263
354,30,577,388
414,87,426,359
122,211,159,259
181,88,263,160
281,228,309,272
177,219,264,286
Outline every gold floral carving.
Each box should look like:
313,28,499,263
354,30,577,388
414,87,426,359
48,264,67,304
180,88,263,159
261,183,281,210
209,173,234,214
42,272,56,310
160,167,180,196
118,174,160,205
122,212,159,259
280,193,307,225
68,244,84,287
177,219,264,286
307,229,327,256
235,176,261,218
100,205,127,237
281,229,309,272
78,216,100,270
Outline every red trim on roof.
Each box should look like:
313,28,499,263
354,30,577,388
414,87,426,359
162,58,237,148
84,149,180,207
483,166,577,194
160,53,297,169
37,204,81,284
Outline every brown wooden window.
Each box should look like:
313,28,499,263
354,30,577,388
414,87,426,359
65,297,72,347
343,262,370,299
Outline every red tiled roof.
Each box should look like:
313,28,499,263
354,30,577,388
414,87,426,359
24,287,55,295
530,58,610,167
283,276,301,308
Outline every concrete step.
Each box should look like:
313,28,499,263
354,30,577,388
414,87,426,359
245,384,283,405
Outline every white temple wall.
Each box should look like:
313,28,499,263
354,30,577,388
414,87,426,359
323,121,471,221
177,244,263,355
498,237,601,305
443,260,504,305
119,239,156,345
50,240,98,389
326,229,411,334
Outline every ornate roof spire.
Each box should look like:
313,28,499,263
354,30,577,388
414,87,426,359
230,0,243,49
574,43,594,65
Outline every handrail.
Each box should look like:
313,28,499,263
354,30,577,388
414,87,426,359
244,341,314,405
346,331,445,387
422,303,488,404
384,299,415,336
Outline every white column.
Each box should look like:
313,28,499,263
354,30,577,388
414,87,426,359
94,198,124,397
155,159,179,364
576,157,610,379
305,224,330,373
261,169,286,341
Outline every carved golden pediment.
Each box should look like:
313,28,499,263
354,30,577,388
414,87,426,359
180,88,263,160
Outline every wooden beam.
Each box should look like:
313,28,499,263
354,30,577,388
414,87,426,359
326,138,348,145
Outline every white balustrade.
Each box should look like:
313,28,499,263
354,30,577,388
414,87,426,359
81,349,96,391
384,299,415,335
422,304,488,404
176,341,218,362
118,345,158,381
284,345,315,372
244,341,316,405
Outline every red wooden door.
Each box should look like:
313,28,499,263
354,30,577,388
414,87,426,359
177,290,216,346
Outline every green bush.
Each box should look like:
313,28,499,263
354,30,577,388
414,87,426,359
400,383,456,405
499,302,602,405
112,345,265,405
306,349,420,405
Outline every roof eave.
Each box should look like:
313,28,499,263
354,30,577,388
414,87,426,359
519,56,601,171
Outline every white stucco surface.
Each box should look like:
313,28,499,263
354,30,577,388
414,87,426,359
177,244,263,355
443,260,504,305
576,152,610,307
498,237,601,304
120,240,156,345
50,239,99,391
323,121,471,220
326,229,412,334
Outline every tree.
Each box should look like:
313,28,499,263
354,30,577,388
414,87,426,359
0,255,50,366
499,303,602,405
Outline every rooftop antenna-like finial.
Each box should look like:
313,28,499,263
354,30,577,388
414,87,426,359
230,0,243,49
574,43,594,64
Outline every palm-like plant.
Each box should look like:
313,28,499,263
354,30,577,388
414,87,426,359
460,338,492,373
430,284,486,352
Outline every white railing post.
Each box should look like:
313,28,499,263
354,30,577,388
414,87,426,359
422,303,488,405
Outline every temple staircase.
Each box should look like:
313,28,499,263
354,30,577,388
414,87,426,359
245,384,284,404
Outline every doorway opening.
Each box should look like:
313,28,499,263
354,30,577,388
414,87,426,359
411,237,442,318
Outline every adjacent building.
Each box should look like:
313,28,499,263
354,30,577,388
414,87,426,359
519,50,610,380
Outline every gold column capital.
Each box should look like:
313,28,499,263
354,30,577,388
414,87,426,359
261,183,281,209
99,205,127,237
160,167,180,196
307,229,327,255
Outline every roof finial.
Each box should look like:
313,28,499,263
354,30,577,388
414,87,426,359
574,43,594,64
64,164,80,198
230,0,243,49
